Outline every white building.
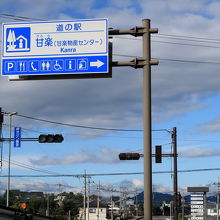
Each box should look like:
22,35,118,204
78,202,109,220
207,202,220,216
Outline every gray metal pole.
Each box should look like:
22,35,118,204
173,127,178,220
6,115,12,207
97,182,100,220
170,201,172,220
46,193,50,216
68,210,71,220
6,112,17,207
217,182,219,220
142,18,152,220
87,177,90,220
111,189,113,220
84,171,87,220
217,192,219,220
136,188,138,216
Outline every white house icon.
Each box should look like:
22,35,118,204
17,35,28,49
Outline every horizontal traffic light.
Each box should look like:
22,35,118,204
38,134,64,143
119,153,140,160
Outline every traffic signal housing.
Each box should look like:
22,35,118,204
38,134,64,143
0,108,3,124
119,153,140,160
155,145,162,163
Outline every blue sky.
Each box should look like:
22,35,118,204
1,0,220,197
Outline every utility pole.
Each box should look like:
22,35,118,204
68,210,71,220
172,127,178,220
136,188,138,216
170,201,173,220
120,187,122,218
84,171,87,220
46,193,50,216
111,188,113,220
97,182,100,220
218,187,219,220
87,177,90,220
181,197,184,220
213,181,220,220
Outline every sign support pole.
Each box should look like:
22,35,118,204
110,19,158,220
142,19,152,220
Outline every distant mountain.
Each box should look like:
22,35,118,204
137,192,217,205
137,192,173,205
103,191,218,206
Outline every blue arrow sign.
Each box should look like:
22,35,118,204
14,127,21,148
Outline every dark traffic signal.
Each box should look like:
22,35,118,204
38,134,64,143
0,108,3,124
155,145,162,163
119,153,140,160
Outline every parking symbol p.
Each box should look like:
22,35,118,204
5,61,16,72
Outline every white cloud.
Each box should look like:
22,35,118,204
198,117,220,133
178,145,220,158
0,179,80,194
29,147,121,166
132,178,143,188
1,0,220,131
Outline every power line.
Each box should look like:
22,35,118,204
2,13,220,44
2,157,61,175
16,113,169,132
157,33,220,43
113,53,220,65
114,36,220,47
157,57,220,65
1,167,220,178
0,13,46,21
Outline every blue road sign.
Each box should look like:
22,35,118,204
14,127,21,148
1,19,109,77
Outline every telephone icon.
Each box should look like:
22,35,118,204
31,62,37,71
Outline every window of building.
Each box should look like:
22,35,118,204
89,208,96,213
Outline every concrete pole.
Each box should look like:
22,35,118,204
173,127,178,220
68,210,71,220
84,171,87,220
142,18,152,220
217,193,219,220
136,188,138,216
111,189,113,220
170,201,173,220
87,177,90,220
217,182,219,220
46,193,50,216
97,182,100,220
182,198,184,220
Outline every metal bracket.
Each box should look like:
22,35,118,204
111,58,159,69
109,26,158,36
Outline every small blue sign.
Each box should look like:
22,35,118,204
14,127,21,148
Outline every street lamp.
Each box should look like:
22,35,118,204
6,112,17,207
